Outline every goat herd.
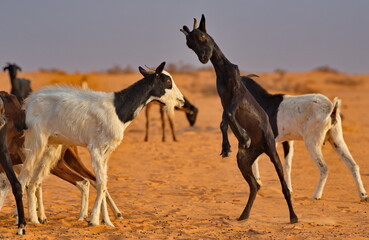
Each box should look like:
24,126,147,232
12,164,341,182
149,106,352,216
0,15,367,235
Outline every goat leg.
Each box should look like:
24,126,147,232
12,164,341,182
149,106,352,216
220,112,231,157
226,104,251,149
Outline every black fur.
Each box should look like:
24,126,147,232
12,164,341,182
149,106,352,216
241,76,284,138
114,62,175,123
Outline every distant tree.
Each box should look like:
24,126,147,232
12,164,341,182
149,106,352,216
314,65,340,74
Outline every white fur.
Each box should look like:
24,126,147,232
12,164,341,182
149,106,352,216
253,94,367,200
18,80,184,226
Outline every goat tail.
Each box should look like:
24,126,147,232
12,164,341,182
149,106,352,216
330,97,341,126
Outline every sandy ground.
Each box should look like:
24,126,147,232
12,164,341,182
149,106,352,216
0,69,368,239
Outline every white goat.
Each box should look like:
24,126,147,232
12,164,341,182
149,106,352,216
18,62,184,226
222,76,367,201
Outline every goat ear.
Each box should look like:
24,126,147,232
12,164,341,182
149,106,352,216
180,26,190,36
16,65,22,72
199,14,206,33
138,66,149,77
155,62,166,75
3,66,7,72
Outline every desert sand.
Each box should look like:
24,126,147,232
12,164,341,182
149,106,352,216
0,69,368,239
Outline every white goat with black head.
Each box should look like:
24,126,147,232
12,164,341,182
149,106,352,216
222,75,367,201
18,62,184,227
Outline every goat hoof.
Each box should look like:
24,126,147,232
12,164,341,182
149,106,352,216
290,216,298,224
116,213,124,219
220,151,230,158
29,218,40,224
39,218,47,224
360,197,369,202
16,228,26,235
220,145,231,158
237,217,248,221
88,221,99,227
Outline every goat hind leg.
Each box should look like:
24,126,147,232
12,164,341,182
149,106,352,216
27,145,62,223
328,126,368,201
236,147,260,221
265,140,298,224
282,141,294,193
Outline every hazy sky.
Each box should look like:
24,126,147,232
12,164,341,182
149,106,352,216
1,1,368,73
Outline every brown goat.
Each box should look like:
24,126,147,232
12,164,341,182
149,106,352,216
144,96,198,142
0,92,26,235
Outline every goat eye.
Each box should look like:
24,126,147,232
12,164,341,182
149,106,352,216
199,35,206,42
166,79,171,86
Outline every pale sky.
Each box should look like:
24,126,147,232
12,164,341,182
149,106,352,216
1,0,368,73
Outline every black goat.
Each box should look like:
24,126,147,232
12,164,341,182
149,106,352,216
144,96,198,142
181,15,298,223
3,63,32,104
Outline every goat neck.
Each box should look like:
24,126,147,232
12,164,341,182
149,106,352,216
209,40,242,99
113,78,156,124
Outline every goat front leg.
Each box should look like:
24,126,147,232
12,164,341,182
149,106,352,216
35,185,47,223
89,148,114,227
220,111,231,157
226,104,251,149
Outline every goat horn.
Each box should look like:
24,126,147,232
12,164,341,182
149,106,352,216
193,18,198,29
145,65,156,71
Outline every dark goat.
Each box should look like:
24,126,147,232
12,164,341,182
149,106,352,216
239,75,367,201
3,63,32,104
0,92,122,225
0,92,26,235
144,96,198,142
181,15,298,223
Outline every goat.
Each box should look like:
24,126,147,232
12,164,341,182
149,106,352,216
3,63,32,104
234,75,368,201
181,15,298,223
0,74,122,224
0,92,26,235
18,62,184,227
144,96,198,142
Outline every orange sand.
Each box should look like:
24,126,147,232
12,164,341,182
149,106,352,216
0,70,368,239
